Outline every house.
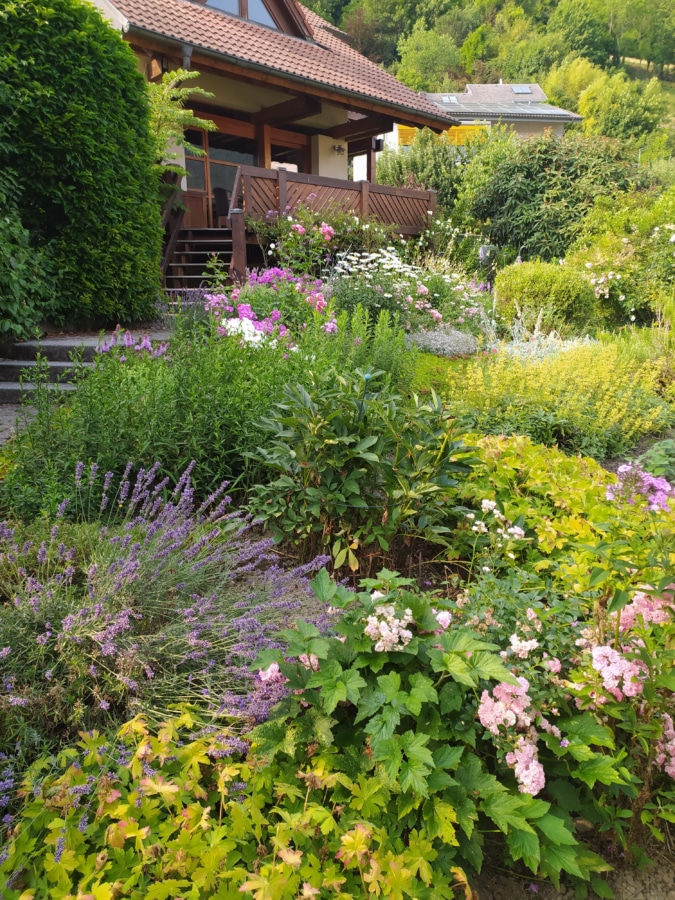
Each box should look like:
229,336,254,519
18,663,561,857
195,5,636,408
93,0,459,285
352,82,581,179
425,83,582,141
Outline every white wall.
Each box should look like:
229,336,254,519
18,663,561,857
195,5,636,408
311,134,348,179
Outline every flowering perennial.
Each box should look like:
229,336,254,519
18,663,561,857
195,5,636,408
364,603,414,652
606,462,673,512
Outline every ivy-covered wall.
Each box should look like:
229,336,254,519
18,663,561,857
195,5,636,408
0,0,162,329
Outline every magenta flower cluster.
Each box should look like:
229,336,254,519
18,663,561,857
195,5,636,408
606,462,673,512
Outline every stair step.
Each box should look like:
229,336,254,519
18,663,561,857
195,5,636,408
0,382,76,405
2,331,173,363
0,360,91,383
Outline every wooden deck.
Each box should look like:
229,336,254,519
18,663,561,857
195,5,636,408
163,166,436,287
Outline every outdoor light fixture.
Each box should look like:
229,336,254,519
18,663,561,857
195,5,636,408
332,144,346,155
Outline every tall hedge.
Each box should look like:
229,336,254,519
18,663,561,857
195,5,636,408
0,0,162,326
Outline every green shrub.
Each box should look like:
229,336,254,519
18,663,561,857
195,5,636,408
465,131,653,260
494,260,598,333
566,186,675,326
0,311,416,521
446,342,673,458
0,164,49,340
376,127,463,213
247,370,474,570
0,0,162,326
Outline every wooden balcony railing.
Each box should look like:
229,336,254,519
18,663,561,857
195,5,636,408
227,165,436,282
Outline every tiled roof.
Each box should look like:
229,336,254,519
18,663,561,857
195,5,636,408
104,0,457,127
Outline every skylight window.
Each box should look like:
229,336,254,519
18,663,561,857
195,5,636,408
442,95,459,104
511,85,532,94
205,0,280,29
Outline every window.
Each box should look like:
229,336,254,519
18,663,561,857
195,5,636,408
248,0,279,27
205,0,280,29
511,85,532,94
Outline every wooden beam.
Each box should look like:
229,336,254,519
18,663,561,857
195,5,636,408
251,96,321,126
347,137,383,155
328,115,393,140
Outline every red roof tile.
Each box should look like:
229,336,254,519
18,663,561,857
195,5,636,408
106,0,457,127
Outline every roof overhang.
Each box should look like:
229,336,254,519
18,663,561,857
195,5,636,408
126,22,459,133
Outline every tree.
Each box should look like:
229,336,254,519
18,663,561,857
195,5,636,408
543,56,605,111
501,31,569,81
0,0,162,326
579,73,666,139
547,0,612,66
460,24,495,74
376,128,463,213
465,131,652,259
396,22,461,92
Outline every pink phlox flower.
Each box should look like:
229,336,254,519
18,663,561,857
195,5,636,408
322,318,338,334
544,656,562,674
291,223,306,235
416,283,429,295
237,303,257,321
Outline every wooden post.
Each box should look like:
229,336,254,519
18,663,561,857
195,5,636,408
366,139,377,183
428,190,437,216
229,208,247,284
256,123,272,169
277,167,288,214
360,179,369,218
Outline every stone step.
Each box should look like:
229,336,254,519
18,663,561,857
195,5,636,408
0,359,91,383
2,330,173,363
0,381,76,404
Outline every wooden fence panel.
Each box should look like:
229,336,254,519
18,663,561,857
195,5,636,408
237,166,435,236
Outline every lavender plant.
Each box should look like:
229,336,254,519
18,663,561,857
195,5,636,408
0,462,329,771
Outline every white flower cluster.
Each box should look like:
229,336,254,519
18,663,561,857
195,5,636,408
364,601,414,652
221,317,276,348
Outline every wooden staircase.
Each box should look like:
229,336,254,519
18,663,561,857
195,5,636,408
164,227,234,290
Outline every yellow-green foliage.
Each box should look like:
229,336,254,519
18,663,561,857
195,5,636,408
494,261,598,334
447,343,673,458
461,433,675,587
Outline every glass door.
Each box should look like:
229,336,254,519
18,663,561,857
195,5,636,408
184,129,257,227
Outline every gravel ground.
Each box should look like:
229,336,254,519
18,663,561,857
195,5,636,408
473,858,675,899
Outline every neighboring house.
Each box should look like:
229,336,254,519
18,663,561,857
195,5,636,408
425,83,582,141
93,0,458,248
353,82,580,179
